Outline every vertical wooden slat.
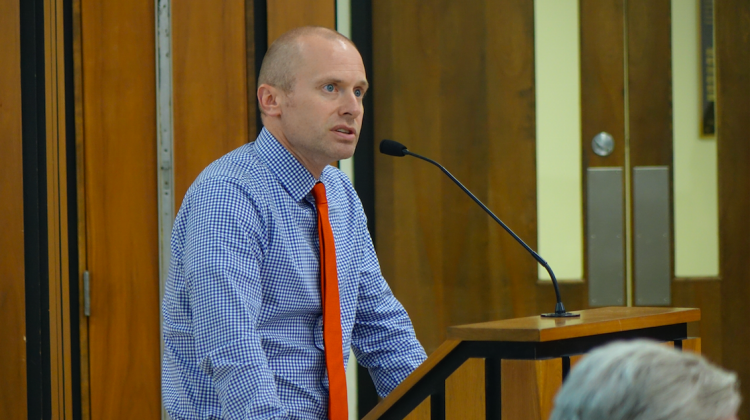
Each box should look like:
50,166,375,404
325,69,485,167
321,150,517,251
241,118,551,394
716,1,750,418
72,0,91,416
672,280,721,363
374,0,445,352
245,0,257,138
682,337,701,355
437,0,490,331
501,359,562,420
579,0,625,308
266,0,335,44
404,397,431,420
486,0,552,319
45,0,74,416
626,0,673,168
580,0,626,169
172,0,251,210
445,358,485,419
81,0,161,417
626,0,673,307
0,0,28,417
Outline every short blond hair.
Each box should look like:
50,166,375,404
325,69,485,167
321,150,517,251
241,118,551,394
258,26,357,93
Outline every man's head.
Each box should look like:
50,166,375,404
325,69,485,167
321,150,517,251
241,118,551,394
257,27,368,178
549,340,741,420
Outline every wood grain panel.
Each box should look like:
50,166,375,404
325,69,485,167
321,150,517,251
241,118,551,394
483,0,539,320
626,0,675,313
80,0,161,418
501,359,561,420
373,0,563,357
266,0,335,44
626,0,672,168
373,0,446,353
72,0,92,417
682,337,701,354
44,0,74,416
716,1,750,418
404,397,430,420
448,306,699,342
672,280,720,363
445,358,485,419
579,0,625,308
172,0,251,210
580,0,625,169
0,0,28,417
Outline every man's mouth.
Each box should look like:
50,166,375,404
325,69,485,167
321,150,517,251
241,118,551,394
331,125,356,138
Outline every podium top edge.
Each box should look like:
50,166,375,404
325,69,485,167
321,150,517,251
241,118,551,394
446,307,701,342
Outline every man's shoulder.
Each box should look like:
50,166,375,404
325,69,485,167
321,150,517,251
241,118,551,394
186,142,273,200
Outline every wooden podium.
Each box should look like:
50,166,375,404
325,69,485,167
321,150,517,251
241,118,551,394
364,307,701,420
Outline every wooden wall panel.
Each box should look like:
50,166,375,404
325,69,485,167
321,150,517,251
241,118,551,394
716,1,750,418
501,359,561,420
80,0,161,418
172,0,251,210
626,0,672,168
0,0,28,417
266,0,335,44
579,0,625,308
373,0,571,355
580,0,625,170
445,358,485,419
44,0,75,416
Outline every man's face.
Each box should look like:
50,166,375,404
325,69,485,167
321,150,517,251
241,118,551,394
277,36,368,175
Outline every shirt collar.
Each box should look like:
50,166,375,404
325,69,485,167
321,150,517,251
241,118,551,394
255,127,335,201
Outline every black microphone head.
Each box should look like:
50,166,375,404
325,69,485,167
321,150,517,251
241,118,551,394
380,139,408,157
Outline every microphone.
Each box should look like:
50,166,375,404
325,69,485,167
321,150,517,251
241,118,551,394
379,139,579,318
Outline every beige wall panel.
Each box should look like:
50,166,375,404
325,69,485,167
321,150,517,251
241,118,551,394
0,0,28,417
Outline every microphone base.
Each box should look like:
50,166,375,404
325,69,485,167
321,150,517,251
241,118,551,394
540,312,581,318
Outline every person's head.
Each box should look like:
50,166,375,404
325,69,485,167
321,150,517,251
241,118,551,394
549,340,741,420
257,26,368,178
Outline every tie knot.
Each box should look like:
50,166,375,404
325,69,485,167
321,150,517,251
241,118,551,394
311,182,327,205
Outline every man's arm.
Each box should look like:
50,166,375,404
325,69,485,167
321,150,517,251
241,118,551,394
183,176,288,419
349,210,427,397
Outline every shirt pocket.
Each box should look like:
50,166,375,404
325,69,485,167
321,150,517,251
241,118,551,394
313,315,325,352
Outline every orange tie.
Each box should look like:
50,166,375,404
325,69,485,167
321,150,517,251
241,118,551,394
311,182,348,420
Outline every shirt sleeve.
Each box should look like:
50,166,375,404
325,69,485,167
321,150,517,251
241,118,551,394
349,209,428,397
183,176,289,419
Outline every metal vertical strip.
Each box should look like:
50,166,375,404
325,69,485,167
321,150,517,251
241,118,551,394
587,167,625,306
633,166,671,305
156,0,174,418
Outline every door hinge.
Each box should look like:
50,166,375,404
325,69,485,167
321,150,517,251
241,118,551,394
83,270,91,317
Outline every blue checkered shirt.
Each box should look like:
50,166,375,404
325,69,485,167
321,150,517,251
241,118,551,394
162,128,426,419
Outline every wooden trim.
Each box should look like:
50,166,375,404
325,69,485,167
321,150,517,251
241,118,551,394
71,0,90,417
716,0,750,415
44,0,74,417
673,276,721,282
363,340,461,420
447,307,700,342
0,0,28,415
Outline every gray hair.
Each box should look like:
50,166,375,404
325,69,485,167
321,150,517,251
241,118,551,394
549,340,741,420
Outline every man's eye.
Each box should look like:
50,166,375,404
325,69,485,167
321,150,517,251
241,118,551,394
354,89,363,98
324,84,335,92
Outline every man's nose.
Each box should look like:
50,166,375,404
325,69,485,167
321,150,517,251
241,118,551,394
339,91,362,118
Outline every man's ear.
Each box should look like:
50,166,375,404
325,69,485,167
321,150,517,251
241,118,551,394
257,84,283,117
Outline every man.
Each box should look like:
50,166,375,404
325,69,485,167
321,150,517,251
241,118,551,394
549,340,741,420
162,27,426,419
